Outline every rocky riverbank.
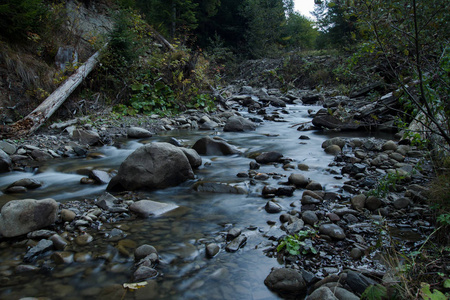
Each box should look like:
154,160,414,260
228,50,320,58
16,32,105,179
0,84,438,299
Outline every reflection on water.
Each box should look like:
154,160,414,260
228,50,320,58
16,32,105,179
0,104,395,299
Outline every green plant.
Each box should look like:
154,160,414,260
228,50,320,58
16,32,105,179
368,170,408,198
361,284,388,300
276,229,318,256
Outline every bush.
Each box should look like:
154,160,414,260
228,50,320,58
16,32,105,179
0,0,48,42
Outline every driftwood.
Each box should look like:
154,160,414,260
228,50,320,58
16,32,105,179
1,50,101,138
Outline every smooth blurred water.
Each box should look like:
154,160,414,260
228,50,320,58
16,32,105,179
0,104,395,299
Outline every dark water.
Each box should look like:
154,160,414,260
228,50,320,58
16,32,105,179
0,104,395,299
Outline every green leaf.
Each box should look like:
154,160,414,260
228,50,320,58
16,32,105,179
361,284,387,300
444,279,450,289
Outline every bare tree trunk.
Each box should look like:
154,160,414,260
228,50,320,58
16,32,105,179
1,50,101,138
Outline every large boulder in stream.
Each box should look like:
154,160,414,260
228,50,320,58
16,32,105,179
107,142,195,191
223,116,257,132
312,115,360,131
0,198,59,237
192,136,240,155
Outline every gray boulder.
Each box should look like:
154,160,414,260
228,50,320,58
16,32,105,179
223,116,257,132
127,127,153,138
180,148,202,168
319,223,346,240
0,149,12,173
129,200,178,217
71,129,100,145
0,198,59,237
255,151,283,164
107,142,195,191
192,136,240,155
264,268,307,294
307,286,338,300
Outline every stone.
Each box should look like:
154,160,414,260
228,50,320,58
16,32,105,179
307,286,338,300
333,287,360,300
50,234,69,250
206,243,220,258
255,151,283,164
393,197,411,209
31,149,53,161
135,245,157,261
0,198,59,237
133,266,158,281
322,137,346,149
350,248,364,260
319,224,346,240
306,181,323,191
75,234,93,246
365,196,382,210
346,271,378,294
285,219,305,235
107,142,195,191
4,186,27,193
382,140,398,151
264,268,307,294
265,201,282,213
7,178,42,189
72,129,100,146
193,181,247,194
298,163,309,171
302,195,321,205
23,239,54,262
180,148,202,168
227,228,242,241
223,116,257,132
0,149,12,173
127,127,153,138
313,115,360,130
351,194,366,211
60,209,77,222
129,200,178,217
302,211,318,225
192,136,240,155
0,141,17,155
51,251,74,264
89,170,111,184
225,235,247,252
288,173,310,188
325,145,341,155
276,186,295,196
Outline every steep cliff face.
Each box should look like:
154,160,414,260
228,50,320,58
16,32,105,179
0,0,114,124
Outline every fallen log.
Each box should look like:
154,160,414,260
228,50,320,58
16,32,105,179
1,50,101,138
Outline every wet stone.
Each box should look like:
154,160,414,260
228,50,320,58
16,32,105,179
302,211,318,225
50,234,68,250
346,271,378,294
265,201,282,213
205,243,220,258
307,286,338,300
24,239,53,262
264,268,306,294
15,265,39,273
288,173,309,188
319,224,346,240
350,248,364,260
75,234,94,246
27,230,56,239
227,228,242,241
306,181,323,191
276,186,295,196
365,196,382,211
285,219,305,235
135,244,157,261
225,235,247,252
51,251,74,264
394,197,411,209
133,266,158,281
326,213,341,222
351,194,366,211
61,209,76,222
4,186,27,193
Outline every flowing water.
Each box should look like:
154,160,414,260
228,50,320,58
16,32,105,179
0,104,394,299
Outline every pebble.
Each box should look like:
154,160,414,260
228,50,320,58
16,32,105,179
75,234,93,246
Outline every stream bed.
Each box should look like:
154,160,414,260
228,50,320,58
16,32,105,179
0,103,400,299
